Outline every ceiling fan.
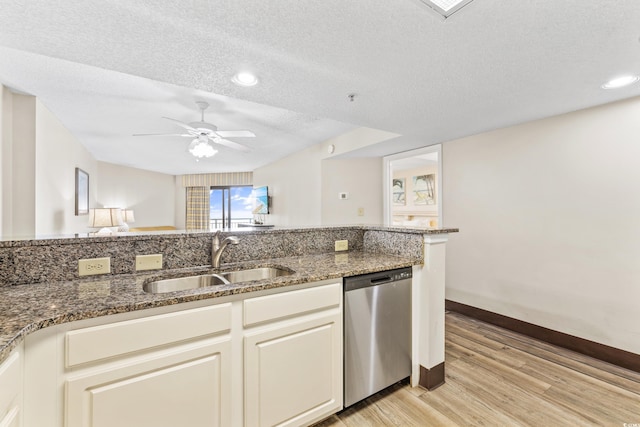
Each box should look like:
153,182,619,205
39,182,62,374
134,101,255,158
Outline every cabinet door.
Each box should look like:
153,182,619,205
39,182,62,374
65,338,231,427
244,313,342,427
0,347,22,427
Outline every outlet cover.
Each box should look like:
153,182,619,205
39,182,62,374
335,240,349,251
78,257,111,277
136,254,163,271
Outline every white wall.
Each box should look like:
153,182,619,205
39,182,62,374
443,96,640,354
35,99,98,236
0,84,10,235
9,94,36,237
253,127,394,227
253,144,323,226
97,162,176,229
0,86,176,237
174,183,186,230
321,158,382,225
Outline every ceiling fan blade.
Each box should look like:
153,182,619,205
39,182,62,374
162,117,197,132
215,130,256,138
212,138,252,152
133,133,192,137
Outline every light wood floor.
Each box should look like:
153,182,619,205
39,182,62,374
314,312,640,427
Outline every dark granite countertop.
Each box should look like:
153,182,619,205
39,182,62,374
0,250,419,365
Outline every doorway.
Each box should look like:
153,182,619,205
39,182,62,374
209,186,253,229
383,145,442,227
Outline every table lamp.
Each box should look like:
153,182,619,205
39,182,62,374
118,209,135,232
88,208,124,235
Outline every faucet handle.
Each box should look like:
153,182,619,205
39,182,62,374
212,230,221,248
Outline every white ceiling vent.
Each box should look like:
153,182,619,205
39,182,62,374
414,0,476,19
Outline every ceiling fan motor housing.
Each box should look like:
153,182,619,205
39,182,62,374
188,121,218,133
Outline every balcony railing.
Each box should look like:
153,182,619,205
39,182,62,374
209,217,253,230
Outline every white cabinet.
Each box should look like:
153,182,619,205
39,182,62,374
63,304,232,427
20,279,344,427
65,338,230,427
244,283,343,427
0,344,23,427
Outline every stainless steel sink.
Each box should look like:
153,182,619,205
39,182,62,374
142,267,293,294
221,267,292,283
143,274,229,294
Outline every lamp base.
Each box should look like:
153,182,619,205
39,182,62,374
94,227,117,235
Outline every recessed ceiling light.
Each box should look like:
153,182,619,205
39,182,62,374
414,0,476,19
232,72,258,87
601,75,640,89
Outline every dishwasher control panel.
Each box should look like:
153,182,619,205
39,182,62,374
393,269,412,281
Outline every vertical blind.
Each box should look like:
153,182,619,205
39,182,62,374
185,187,210,230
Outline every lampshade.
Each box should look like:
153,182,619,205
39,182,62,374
118,209,135,232
88,208,124,234
123,209,135,223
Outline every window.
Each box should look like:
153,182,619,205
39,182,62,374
210,186,254,229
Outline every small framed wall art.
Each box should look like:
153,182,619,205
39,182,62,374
392,178,406,205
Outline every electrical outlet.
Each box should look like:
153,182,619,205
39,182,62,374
357,207,365,216
335,240,349,251
78,257,111,277
136,254,163,271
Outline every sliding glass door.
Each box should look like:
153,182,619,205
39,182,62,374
209,186,253,230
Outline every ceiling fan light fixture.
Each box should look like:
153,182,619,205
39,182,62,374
601,75,639,89
188,139,218,158
232,72,258,87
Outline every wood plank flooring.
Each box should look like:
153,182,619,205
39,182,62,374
313,312,640,427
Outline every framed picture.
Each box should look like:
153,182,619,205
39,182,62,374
75,168,89,215
392,178,406,205
413,174,436,205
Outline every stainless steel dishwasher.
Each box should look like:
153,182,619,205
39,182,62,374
343,267,412,407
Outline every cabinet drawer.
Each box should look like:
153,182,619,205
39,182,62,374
66,303,231,368
244,282,341,327
0,351,21,420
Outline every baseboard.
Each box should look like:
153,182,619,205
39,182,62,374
445,300,640,373
419,362,445,390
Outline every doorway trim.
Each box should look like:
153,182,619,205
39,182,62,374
382,144,442,227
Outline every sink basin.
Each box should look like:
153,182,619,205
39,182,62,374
143,267,293,294
220,267,292,282
143,274,229,294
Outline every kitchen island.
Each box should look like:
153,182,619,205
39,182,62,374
0,225,457,427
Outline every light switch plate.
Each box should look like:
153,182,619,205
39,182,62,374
136,254,163,271
335,240,348,251
78,257,111,276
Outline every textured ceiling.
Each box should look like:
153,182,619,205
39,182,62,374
1,1,639,174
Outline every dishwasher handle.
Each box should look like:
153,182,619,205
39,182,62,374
371,276,393,285
344,267,412,292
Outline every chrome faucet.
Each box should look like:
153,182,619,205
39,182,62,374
211,230,239,268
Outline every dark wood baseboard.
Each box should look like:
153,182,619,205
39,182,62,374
419,362,445,390
445,299,640,373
